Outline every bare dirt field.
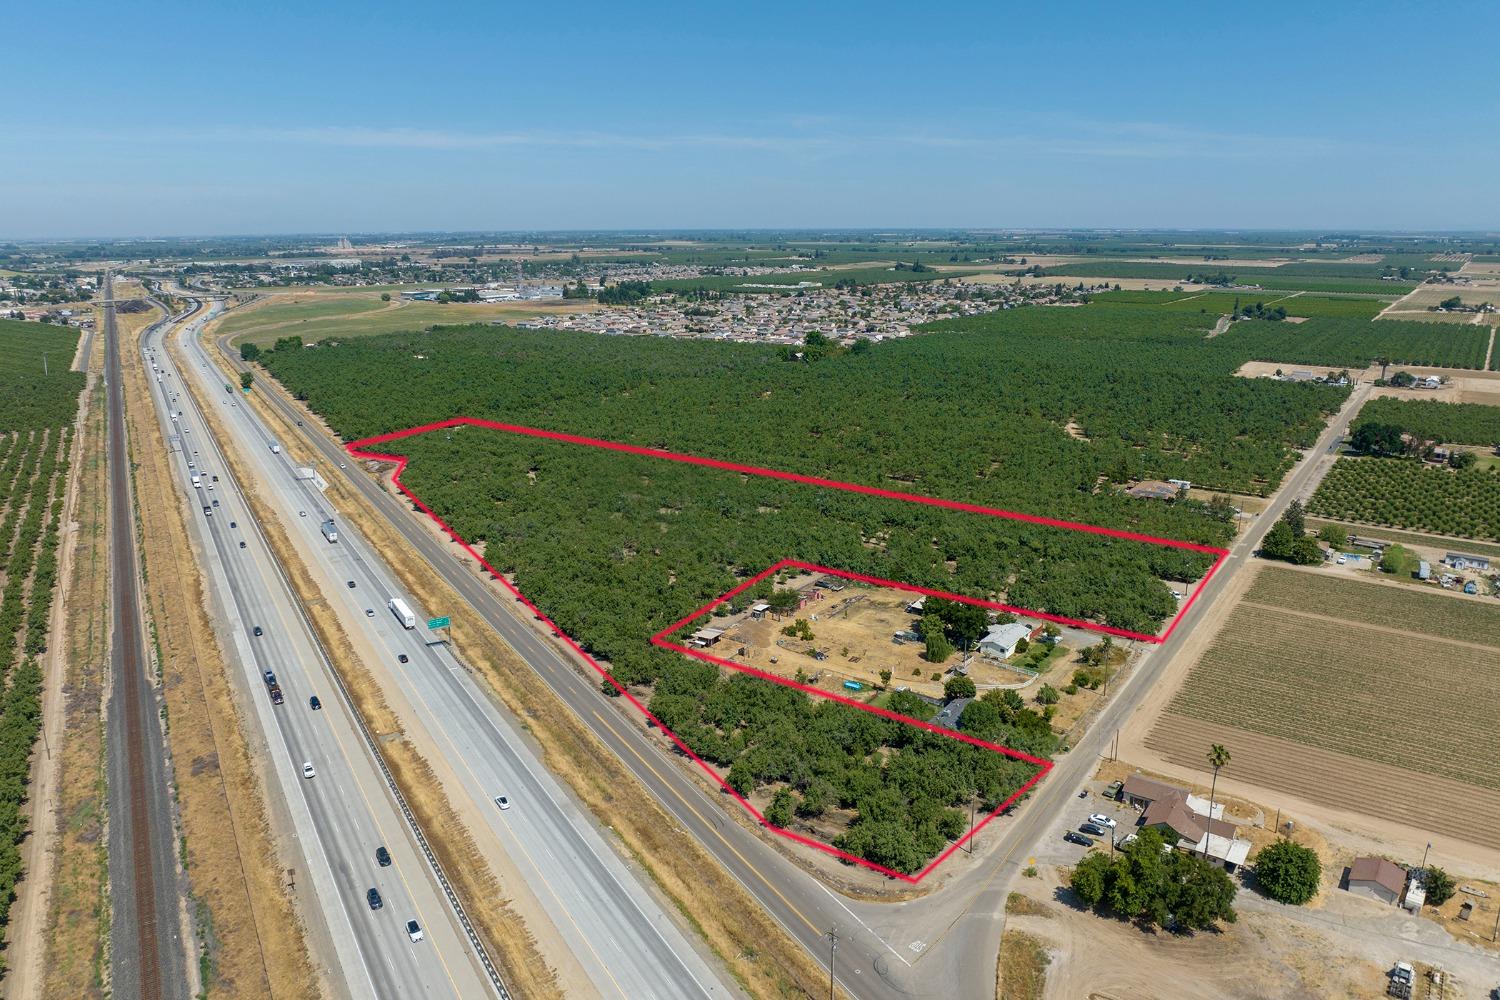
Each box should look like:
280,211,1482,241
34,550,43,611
1137,563,1500,872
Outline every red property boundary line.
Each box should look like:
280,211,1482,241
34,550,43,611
346,417,1229,881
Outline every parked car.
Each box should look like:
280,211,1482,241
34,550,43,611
376,846,391,867
1063,831,1095,847
494,795,511,811
309,696,321,710
405,919,423,942
367,888,383,910
301,762,316,779
1087,813,1118,829
1080,822,1108,838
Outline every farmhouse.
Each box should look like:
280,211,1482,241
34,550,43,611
977,622,1039,659
1443,552,1491,572
931,696,972,732
1121,773,1249,870
1346,856,1407,905
1126,480,1181,501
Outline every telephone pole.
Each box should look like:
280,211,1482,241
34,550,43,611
825,927,838,1000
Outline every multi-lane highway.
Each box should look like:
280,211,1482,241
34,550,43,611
104,273,190,1000
172,303,731,998
140,299,494,999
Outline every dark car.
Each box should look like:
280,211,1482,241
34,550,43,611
239,541,246,549
366,888,383,910
347,580,356,589
1063,831,1096,847
376,846,391,867
309,695,321,710
252,625,263,637
229,521,237,528
397,654,409,664
1080,822,1108,838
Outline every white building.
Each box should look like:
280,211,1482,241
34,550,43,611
977,622,1036,659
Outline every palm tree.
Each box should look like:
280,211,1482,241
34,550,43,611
1204,743,1231,858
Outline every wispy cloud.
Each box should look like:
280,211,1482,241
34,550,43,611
6,118,1368,161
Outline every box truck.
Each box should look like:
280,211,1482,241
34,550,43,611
388,598,416,630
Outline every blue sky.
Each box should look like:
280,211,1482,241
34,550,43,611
4,0,1497,237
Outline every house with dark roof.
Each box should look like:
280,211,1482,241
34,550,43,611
1345,856,1406,905
1120,773,1251,871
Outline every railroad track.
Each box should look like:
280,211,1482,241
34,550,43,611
103,274,181,1000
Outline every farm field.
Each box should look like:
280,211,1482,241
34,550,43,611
1093,289,1391,319
1217,316,1489,369
215,291,596,346
1305,517,1500,559
1309,456,1500,540
1147,566,1500,849
1353,397,1500,446
0,319,84,961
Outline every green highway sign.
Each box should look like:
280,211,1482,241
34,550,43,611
427,616,451,630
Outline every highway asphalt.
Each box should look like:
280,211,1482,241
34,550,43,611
104,276,190,1000
144,302,492,999
179,308,733,998
204,306,1373,999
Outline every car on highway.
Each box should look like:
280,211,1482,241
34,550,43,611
252,625,263,636
309,695,321,710
238,541,246,549
347,580,356,589
1079,822,1108,838
229,521,236,528
397,653,409,664
494,795,511,811
1087,813,1118,829
366,888,383,910
376,846,391,867
301,762,316,779
1063,831,1095,847
299,510,306,518
405,919,423,943
365,608,374,617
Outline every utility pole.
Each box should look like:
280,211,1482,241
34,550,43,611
1421,841,1432,872
42,351,48,376
825,927,838,1000
966,800,977,854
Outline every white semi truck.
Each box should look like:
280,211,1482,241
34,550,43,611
320,520,338,543
388,598,416,630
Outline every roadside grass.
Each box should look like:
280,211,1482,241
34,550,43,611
40,366,108,999
229,357,845,998
996,930,1050,1000
122,319,320,999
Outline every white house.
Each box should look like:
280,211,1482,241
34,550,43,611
977,622,1036,659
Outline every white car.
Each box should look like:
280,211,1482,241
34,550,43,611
494,795,511,811
301,761,316,779
365,608,375,617
299,510,307,518
405,919,424,943
1087,812,1117,829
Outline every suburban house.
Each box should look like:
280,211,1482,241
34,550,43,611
1345,856,1406,905
1120,773,1251,872
1443,552,1491,572
977,622,1040,659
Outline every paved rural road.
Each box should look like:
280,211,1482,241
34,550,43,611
144,301,492,999
103,274,191,1000
181,307,730,998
